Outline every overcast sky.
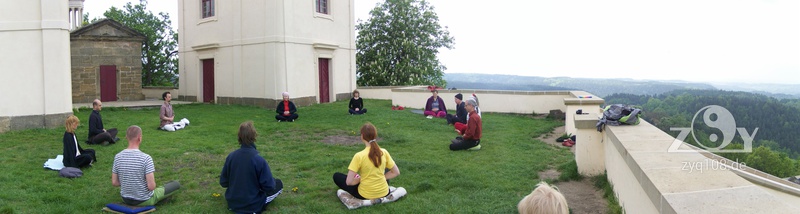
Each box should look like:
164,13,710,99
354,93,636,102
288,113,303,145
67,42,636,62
84,0,800,84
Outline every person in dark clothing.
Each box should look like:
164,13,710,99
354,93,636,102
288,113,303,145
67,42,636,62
446,93,467,125
63,115,95,168
220,121,283,213
450,98,482,151
88,99,118,145
275,92,299,122
349,90,367,115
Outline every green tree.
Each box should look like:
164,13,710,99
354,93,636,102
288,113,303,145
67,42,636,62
745,146,796,178
104,0,178,86
356,0,454,86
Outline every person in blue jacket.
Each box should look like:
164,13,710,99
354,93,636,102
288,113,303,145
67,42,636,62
220,121,283,213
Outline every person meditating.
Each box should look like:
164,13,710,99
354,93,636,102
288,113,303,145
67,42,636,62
450,98,482,151
424,90,447,118
446,93,466,125
454,94,481,134
160,92,189,131
349,90,367,115
88,99,118,145
275,92,299,122
333,122,401,201
112,125,181,206
63,115,96,168
220,121,283,213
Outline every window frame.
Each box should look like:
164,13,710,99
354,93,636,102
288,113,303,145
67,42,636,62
201,0,215,19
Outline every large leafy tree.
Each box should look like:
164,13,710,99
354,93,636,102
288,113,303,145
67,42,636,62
104,0,178,86
356,0,454,86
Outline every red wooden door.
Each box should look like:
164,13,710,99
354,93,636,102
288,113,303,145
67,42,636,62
99,65,117,102
318,58,330,103
202,59,215,103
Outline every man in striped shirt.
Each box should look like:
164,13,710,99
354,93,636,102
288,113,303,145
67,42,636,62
112,125,181,206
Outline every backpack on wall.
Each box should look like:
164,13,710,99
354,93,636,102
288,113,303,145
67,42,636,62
596,104,642,132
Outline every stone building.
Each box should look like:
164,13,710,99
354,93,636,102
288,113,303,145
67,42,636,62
177,0,356,107
70,19,146,103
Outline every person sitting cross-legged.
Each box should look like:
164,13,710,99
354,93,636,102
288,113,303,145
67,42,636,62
424,90,447,118
333,122,401,201
63,115,96,168
160,92,189,131
450,98,482,151
275,92,299,122
349,90,368,115
112,125,181,206
88,99,118,145
446,93,467,125
220,121,283,213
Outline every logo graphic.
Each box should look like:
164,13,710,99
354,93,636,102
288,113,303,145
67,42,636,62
668,105,758,153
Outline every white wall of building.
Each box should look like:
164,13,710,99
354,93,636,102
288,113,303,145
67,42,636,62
178,0,356,104
0,0,73,132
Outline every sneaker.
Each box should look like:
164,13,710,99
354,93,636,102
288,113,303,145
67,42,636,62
562,139,575,147
426,115,433,119
383,187,407,203
113,137,120,143
290,119,295,122
468,144,482,151
101,141,110,146
277,120,281,122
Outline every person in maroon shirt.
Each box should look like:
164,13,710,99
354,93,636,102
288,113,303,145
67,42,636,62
275,92,299,122
450,98,482,150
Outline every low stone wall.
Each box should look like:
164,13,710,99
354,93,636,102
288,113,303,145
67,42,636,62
573,114,800,213
359,86,602,115
142,87,179,100
0,112,72,133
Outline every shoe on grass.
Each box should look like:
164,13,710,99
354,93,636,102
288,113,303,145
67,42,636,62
468,144,482,151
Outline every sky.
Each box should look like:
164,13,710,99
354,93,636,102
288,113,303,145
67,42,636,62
84,0,800,84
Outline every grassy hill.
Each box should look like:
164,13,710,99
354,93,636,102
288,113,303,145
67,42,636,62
0,100,569,213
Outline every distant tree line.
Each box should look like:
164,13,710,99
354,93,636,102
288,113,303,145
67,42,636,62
605,89,800,177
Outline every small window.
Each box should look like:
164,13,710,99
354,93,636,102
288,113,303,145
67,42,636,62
202,0,215,18
315,0,329,14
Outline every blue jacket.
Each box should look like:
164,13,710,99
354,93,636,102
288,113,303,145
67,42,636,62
220,144,277,213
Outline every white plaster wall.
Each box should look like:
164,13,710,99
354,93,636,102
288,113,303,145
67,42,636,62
356,88,396,100
604,131,659,213
178,0,356,102
0,0,72,117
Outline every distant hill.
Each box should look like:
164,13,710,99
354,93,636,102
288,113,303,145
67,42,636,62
444,73,800,99
604,90,800,156
444,73,715,97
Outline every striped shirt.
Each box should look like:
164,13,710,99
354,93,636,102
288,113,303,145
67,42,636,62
112,149,155,201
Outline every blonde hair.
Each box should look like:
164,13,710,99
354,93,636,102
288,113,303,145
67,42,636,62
65,115,79,133
518,181,569,214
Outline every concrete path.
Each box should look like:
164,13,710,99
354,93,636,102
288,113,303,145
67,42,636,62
73,99,194,109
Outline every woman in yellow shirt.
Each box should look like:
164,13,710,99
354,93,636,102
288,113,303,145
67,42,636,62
333,122,401,199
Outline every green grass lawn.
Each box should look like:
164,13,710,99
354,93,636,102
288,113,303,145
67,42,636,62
0,99,571,213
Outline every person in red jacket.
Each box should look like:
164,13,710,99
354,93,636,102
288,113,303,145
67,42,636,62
450,98,482,151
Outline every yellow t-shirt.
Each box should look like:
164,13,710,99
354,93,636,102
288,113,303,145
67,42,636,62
348,146,396,199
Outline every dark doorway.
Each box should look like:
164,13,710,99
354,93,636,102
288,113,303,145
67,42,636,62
318,58,330,103
99,65,117,102
202,59,215,103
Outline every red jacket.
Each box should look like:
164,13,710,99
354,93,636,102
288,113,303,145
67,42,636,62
464,111,482,140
